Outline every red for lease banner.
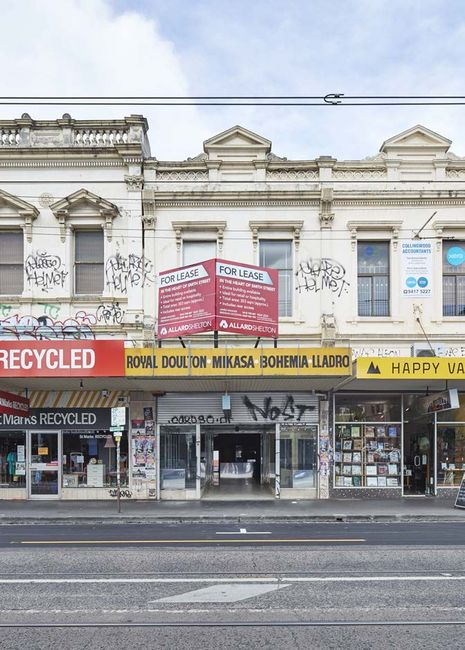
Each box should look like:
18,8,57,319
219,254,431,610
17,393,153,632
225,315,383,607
157,258,279,339
0,341,125,377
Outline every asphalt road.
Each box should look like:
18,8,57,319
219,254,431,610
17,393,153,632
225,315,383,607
1,520,465,546
1,522,465,649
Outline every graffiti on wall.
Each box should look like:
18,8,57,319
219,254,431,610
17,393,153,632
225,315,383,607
0,302,125,340
105,253,154,294
242,395,315,422
0,312,96,340
296,258,350,298
25,251,68,293
96,302,124,325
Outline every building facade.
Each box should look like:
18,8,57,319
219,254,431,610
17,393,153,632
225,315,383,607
1,118,465,501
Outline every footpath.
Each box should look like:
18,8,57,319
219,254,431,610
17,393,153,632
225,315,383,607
0,496,463,524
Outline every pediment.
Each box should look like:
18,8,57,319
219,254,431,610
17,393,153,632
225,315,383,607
50,188,118,216
380,125,451,154
0,189,38,217
204,125,271,160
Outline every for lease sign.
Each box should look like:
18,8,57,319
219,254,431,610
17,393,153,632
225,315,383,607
157,259,279,339
0,341,125,377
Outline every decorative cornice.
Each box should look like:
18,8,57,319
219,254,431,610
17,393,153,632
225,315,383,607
172,220,227,252
249,220,304,250
0,190,39,243
0,159,127,168
336,197,465,207
347,220,402,251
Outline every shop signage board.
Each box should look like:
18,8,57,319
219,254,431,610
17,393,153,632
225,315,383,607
400,240,433,299
157,258,279,339
125,347,352,377
455,474,465,509
416,389,460,414
0,407,128,431
357,357,465,380
0,390,29,416
0,341,125,377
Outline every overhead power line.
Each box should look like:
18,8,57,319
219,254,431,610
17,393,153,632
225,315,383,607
2,94,465,106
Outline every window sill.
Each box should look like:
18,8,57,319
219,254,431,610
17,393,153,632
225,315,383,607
346,317,404,323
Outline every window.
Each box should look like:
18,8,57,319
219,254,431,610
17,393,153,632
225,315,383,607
357,241,390,316
183,240,216,266
259,239,292,317
0,431,26,488
443,242,465,316
0,231,23,294
62,432,128,488
75,230,104,294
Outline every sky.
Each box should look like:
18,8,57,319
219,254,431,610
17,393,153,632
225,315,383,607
2,0,465,160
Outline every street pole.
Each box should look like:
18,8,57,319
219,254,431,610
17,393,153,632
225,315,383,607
114,432,122,514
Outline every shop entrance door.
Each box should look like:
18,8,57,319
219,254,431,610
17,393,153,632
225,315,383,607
403,416,435,496
28,431,61,499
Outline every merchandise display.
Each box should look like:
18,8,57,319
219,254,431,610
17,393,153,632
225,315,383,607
335,423,401,487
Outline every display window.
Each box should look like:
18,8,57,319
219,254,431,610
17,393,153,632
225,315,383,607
0,431,26,488
437,425,465,486
334,396,401,488
62,432,128,488
160,426,196,490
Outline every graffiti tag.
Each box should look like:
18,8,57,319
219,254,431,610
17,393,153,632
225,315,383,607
109,489,132,498
0,313,95,340
242,395,315,422
296,258,350,297
25,251,68,293
105,253,154,294
96,302,124,325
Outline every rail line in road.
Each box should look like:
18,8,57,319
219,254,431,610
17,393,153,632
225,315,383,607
0,620,465,628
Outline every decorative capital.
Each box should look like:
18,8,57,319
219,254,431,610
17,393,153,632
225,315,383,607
125,174,144,191
142,215,156,230
319,187,334,229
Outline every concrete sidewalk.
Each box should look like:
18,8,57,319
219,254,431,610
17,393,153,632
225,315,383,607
0,496,463,523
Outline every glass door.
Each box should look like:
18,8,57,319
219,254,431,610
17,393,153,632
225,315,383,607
29,431,61,498
403,415,435,495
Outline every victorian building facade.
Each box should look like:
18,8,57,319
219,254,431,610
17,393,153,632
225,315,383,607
1,116,465,502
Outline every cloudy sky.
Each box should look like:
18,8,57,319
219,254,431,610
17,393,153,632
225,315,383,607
2,0,465,160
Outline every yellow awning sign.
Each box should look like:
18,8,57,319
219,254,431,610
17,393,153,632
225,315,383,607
357,357,465,380
125,347,351,377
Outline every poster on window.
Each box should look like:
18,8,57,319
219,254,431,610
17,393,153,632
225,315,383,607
132,434,156,478
400,240,433,298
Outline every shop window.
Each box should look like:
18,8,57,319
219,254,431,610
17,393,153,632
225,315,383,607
357,241,390,316
259,239,292,317
280,425,317,489
62,433,128,488
74,230,104,294
182,240,216,266
437,425,465,486
334,395,401,488
0,231,24,295
160,426,196,490
0,431,26,487
443,241,465,316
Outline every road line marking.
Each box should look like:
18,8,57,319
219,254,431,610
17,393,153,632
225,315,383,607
15,538,365,545
216,531,272,535
1,574,465,585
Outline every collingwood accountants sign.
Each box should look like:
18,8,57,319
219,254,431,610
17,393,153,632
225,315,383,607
157,259,279,339
0,341,125,377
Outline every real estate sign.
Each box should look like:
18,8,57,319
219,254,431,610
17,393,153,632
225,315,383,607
157,259,279,338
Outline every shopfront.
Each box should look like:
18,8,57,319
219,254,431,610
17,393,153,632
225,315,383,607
157,392,320,500
0,405,129,500
332,391,465,498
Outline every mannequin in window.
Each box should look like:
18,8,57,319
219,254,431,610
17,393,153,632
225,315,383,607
6,447,16,481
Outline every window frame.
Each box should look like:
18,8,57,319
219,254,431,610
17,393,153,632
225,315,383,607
259,238,294,318
357,240,391,317
74,228,105,296
0,229,24,295
442,240,465,316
